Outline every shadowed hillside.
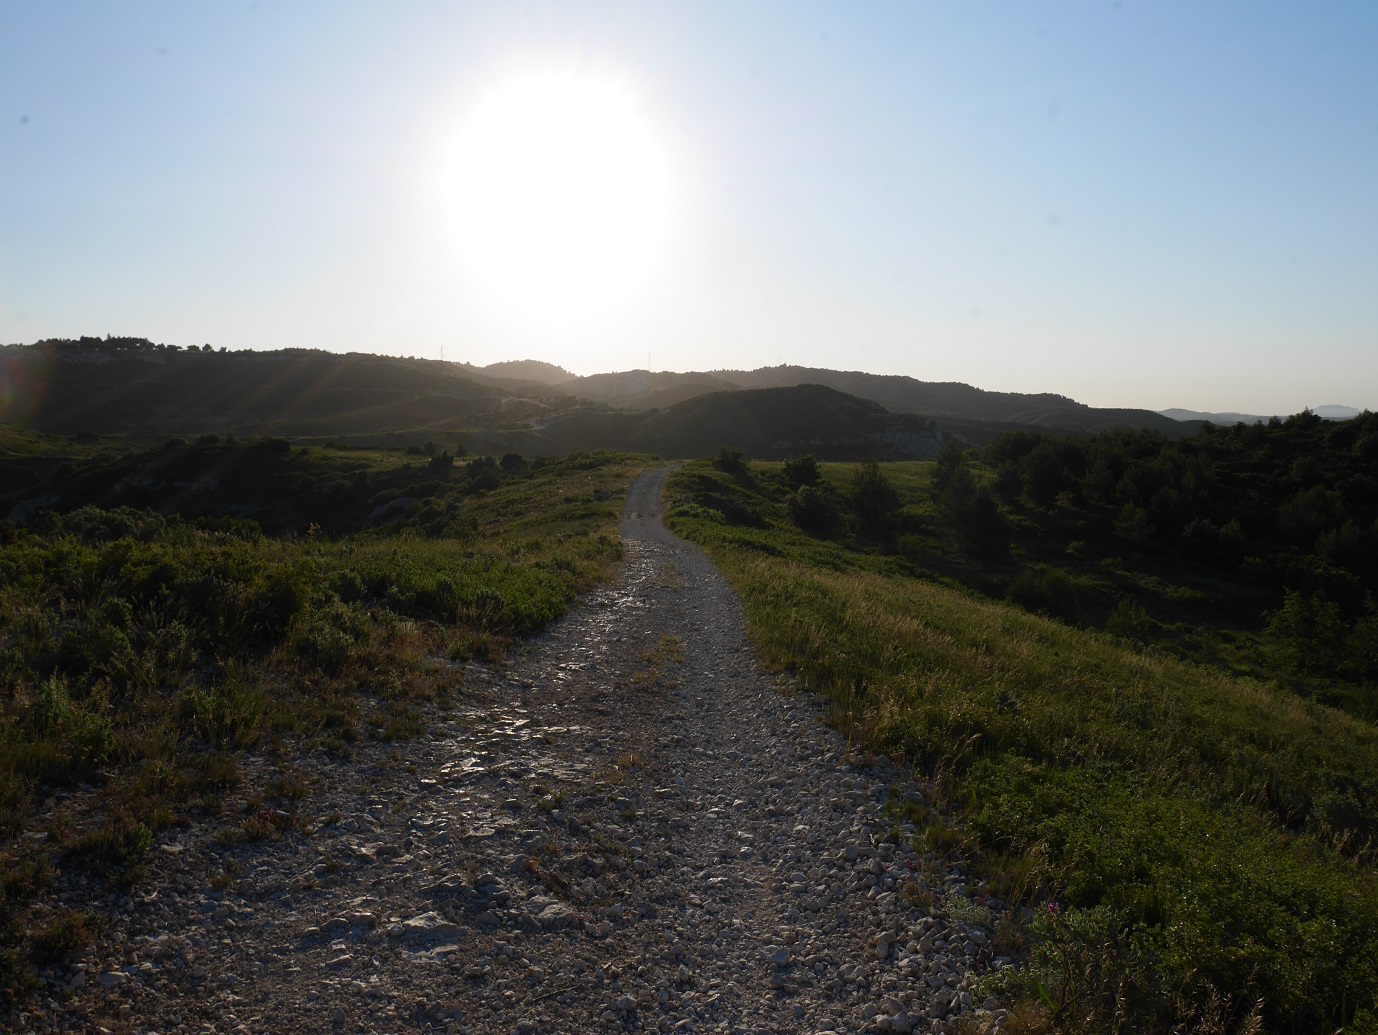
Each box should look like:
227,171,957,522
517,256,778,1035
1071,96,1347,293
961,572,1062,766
461,385,945,460
1,341,949,461
2,340,557,439
715,365,1198,440
450,358,1206,443
636,384,943,459
564,369,742,410
4,339,1196,454
465,358,573,385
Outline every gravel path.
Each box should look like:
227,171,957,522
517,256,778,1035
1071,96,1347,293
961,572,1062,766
18,468,1009,1035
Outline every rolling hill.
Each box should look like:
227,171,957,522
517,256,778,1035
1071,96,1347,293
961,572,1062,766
1,341,562,440
459,385,945,460
448,360,1205,443
712,365,1198,439
1,342,945,460
5,338,1250,455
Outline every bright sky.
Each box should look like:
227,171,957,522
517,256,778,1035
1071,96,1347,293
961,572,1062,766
2,2,1376,414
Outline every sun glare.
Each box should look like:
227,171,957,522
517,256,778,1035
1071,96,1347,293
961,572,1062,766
447,70,673,325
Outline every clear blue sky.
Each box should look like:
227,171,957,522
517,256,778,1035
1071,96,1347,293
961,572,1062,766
3,1,1375,414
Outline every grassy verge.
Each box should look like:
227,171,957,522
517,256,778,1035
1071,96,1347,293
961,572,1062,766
667,458,1378,1034
0,447,650,1002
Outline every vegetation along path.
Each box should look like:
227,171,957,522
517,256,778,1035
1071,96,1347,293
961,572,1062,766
29,468,1001,1035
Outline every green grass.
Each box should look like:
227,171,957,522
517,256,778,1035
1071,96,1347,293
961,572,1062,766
667,458,1378,1034
0,444,650,1001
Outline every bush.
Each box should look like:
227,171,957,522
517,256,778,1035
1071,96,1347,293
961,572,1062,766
1007,566,1080,624
931,440,966,494
1105,597,1154,642
246,562,318,643
940,467,1009,557
788,486,842,537
781,454,821,489
1115,503,1156,546
711,447,748,475
850,461,901,536
466,455,501,492
292,601,370,674
700,494,766,529
1023,441,1069,507
994,462,1023,504
1179,517,1220,562
1267,589,1347,678
179,677,263,750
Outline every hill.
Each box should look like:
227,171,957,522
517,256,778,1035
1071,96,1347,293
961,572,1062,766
460,385,946,460
1160,404,1364,425
1158,407,1272,425
0,340,563,441
465,361,567,385
636,384,943,459
714,365,1195,440
9,338,1265,455
2,341,953,461
565,369,742,410
455,358,1204,443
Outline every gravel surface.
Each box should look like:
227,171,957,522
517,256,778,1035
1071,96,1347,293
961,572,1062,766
15,468,1012,1035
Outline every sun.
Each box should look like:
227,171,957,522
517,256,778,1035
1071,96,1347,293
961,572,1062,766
446,70,673,325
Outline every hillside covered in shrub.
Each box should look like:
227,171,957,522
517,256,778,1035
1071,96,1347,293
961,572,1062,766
665,415,1378,1032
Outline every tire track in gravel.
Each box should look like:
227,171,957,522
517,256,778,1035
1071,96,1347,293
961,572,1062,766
34,467,1003,1035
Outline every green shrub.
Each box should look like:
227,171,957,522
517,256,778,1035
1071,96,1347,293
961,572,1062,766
850,461,901,536
788,486,843,537
292,601,370,674
1104,597,1154,642
1267,589,1347,678
1115,503,1156,546
28,910,103,966
994,461,1023,504
65,812,153,880
246,562,318,644
710,447,748,474
781,454,821,489
1008,566,1080,624
931,440,966,494
178,678,263,750
941,468,1010,557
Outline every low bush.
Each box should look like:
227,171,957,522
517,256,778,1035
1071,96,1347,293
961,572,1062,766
1007,566,1081,625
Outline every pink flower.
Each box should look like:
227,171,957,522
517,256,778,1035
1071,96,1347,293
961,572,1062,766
1046,901,1060,915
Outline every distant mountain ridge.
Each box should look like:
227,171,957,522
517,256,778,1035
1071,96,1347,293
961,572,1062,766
1159,404,1362,425
711,365,1192,438
537,363,1198,443
0,342,940,460
458,385,945,460
10,338,1350,456
462,359,573,386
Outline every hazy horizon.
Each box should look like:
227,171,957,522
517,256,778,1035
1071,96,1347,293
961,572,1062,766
3,2,1375,415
